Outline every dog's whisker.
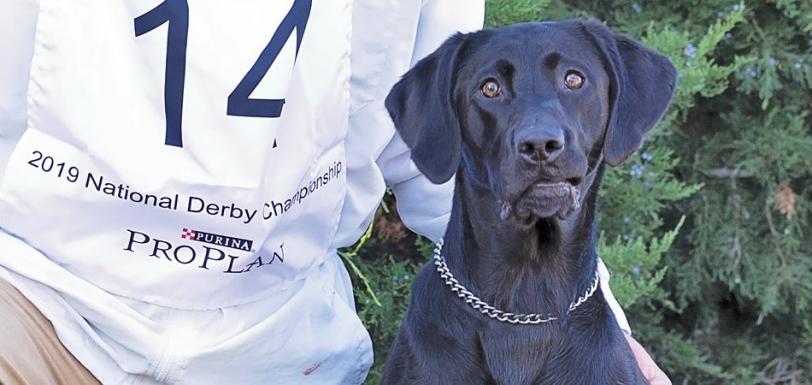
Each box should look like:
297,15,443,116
570,186,581,209
499,201,513,221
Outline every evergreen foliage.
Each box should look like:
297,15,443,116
345,1,812,383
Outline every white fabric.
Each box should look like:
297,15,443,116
1,0,351,309
0,1,626,384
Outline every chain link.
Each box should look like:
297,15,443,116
432,239,600,325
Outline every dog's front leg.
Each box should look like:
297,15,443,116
381,304,489,385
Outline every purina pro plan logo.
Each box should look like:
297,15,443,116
123,228,284,274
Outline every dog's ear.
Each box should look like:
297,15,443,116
385,33,468,184
581,19,677,166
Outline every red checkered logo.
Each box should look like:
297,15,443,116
181,228,196,240
176,228,253,251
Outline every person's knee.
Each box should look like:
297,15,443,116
0,281,101,385
0,296,52,385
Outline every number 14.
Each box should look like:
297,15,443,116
134,0,311,147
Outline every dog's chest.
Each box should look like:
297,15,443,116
478,326,559,385
478,325,631,385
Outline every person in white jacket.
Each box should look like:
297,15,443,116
0,0,669,384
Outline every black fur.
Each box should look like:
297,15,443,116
381,19,676,385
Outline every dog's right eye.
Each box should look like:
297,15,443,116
481,80,502,98
564,71,585,90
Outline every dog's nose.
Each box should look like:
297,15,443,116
515,127,565,163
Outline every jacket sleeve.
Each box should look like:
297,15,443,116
0,0,38,178
598,257,632,334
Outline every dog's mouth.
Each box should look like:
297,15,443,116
500,177,583,222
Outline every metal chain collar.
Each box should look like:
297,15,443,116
432,239,600,325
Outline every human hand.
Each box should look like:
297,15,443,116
624,332,672,385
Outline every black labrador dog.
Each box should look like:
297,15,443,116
381,19,676,385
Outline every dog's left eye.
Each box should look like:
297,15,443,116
481,80,502,98
564,71,585,89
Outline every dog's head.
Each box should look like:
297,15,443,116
386,19,676,222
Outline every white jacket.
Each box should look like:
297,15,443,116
0,1,628,384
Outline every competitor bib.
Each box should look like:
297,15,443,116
0,0,351,309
